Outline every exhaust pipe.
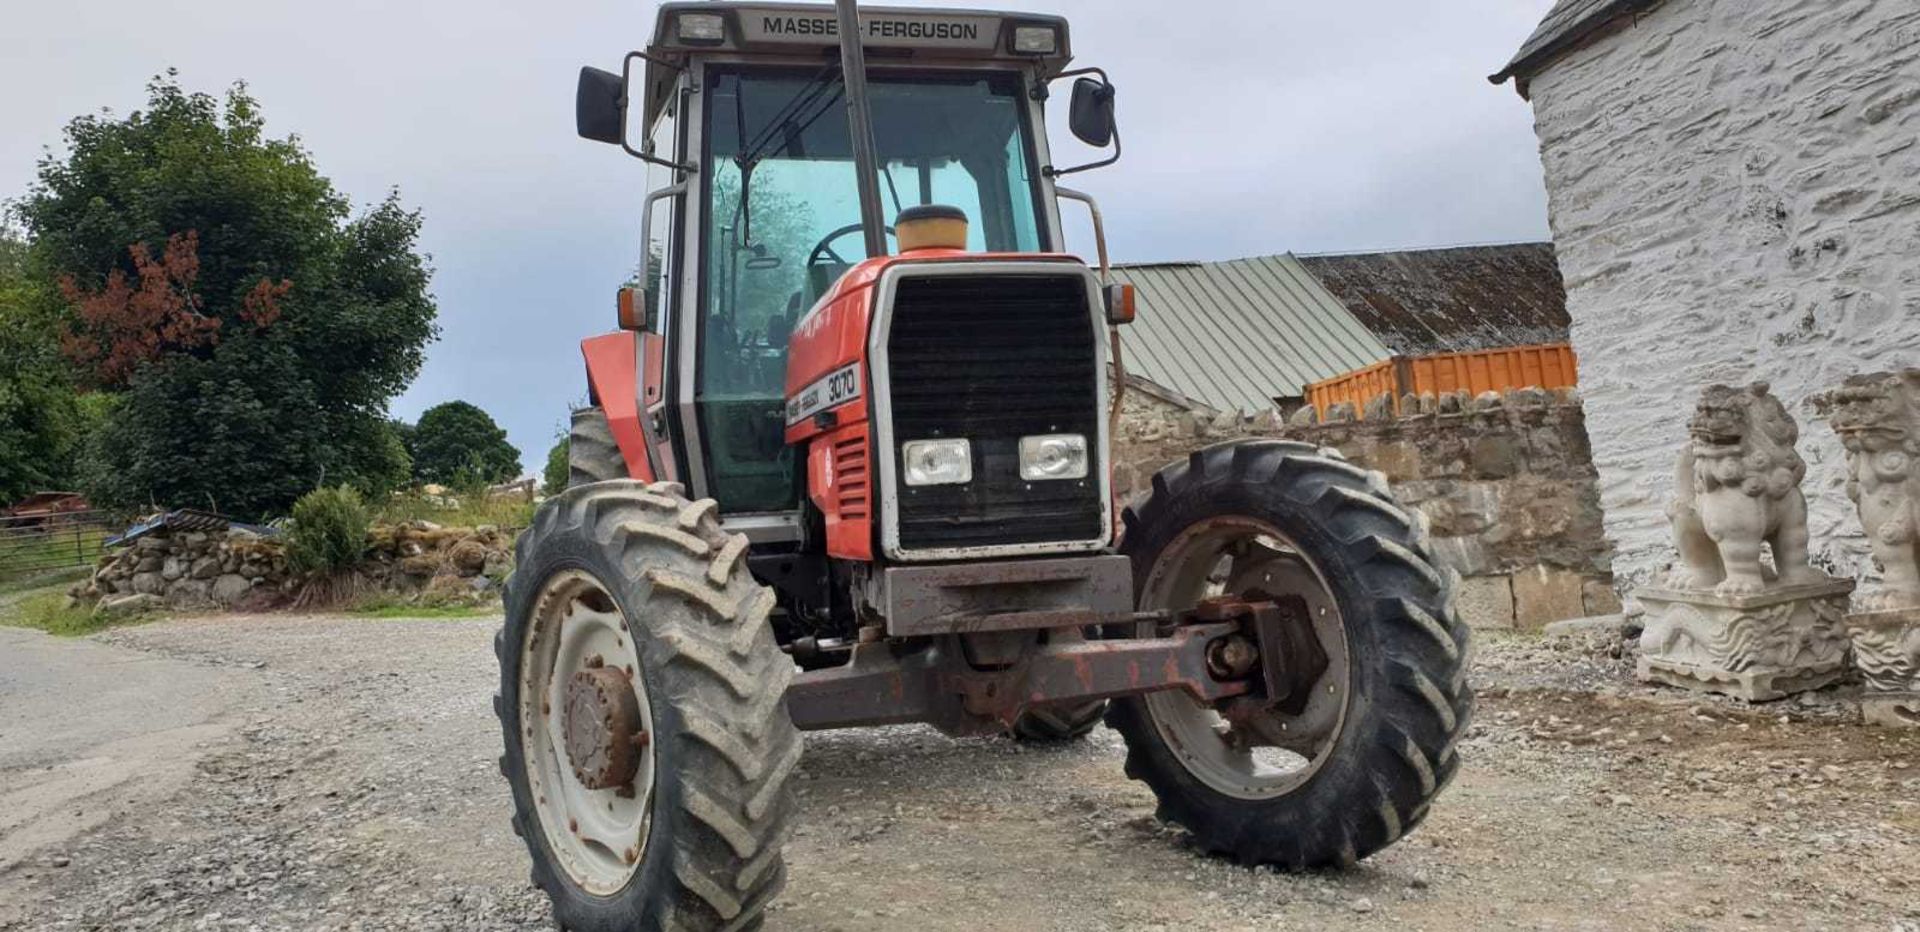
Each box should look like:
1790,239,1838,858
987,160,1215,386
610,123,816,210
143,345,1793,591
833,0,889,259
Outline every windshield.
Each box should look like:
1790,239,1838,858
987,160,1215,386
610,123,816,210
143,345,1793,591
697,68,1045,512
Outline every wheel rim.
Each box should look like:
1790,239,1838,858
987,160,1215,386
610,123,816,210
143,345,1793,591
1138,518,1352,800
519,570,656,894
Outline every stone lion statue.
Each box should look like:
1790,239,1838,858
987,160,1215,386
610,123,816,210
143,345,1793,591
1666,382,1825,595
1815,369,1920,611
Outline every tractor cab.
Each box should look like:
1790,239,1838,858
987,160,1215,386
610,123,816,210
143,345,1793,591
573,2,1121,545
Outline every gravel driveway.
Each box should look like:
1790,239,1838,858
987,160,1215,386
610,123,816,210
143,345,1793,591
0,613,1914,931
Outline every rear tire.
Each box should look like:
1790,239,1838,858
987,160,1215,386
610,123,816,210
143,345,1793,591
1010,701,1107,742
1107,441,1473,869
568,407,628,487
497,480,801,930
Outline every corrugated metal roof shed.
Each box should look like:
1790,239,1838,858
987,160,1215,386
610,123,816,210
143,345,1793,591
1297,243,1570,357
1489,0,1665,96
1110,255,1390,414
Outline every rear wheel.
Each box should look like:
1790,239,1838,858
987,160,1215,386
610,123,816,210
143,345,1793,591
1108,441,1473,868
568,407,628,487
1010,700,1107,742
497,481,801,930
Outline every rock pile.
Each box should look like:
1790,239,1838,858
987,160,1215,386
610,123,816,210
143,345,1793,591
78,528,289,611
73,521,515,611
359,522,514,600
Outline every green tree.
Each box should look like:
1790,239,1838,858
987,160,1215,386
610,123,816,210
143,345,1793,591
18,74,437,518
0,226,90,503
407,401,522,486
543,433,570,494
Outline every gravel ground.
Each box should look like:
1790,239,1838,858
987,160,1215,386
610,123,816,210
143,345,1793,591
0,613,1915,931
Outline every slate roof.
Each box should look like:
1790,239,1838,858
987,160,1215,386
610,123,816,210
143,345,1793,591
1108,255,1391,414
1295,243,1570,357
1489,0,1666,95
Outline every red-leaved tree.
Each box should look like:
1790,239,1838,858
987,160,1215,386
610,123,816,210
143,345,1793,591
57,231,289,389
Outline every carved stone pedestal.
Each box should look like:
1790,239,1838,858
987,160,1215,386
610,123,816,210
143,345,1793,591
1845,608,1920,728
1635,580,1854,701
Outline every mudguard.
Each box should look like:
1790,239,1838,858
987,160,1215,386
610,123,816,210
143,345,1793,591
580,331,665,482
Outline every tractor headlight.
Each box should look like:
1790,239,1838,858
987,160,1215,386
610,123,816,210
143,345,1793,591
1019,434,1089,481
903,439,973,487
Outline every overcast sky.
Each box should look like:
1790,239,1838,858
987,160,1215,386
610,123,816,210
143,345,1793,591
2,0,1555,471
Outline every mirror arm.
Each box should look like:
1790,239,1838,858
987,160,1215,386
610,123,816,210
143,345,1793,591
1043,66,1120,178
1057,65,1111,85
1043,125,1121,178
618,51,700,173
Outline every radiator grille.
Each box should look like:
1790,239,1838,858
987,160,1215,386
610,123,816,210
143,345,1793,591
885,273,1104,552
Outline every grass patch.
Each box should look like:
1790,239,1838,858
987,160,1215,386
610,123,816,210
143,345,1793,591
374,487,535,530
0,566,91,597
343,590,501,620
0,590,157,637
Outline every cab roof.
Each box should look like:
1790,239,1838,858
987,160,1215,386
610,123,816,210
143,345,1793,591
639,2,1073,126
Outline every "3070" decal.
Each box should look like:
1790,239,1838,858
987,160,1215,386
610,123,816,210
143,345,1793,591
786,363,863,426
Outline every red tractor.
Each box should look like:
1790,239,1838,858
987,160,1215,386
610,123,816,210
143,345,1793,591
499,3,1472,928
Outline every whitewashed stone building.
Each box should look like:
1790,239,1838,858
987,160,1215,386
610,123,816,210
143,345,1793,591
1493,0,1920,587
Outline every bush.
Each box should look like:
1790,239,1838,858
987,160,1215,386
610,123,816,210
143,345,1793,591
285,486,370,575
543,434,568,494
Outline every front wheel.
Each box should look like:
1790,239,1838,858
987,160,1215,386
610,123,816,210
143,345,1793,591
497,481,801,930
1108,441,1473,869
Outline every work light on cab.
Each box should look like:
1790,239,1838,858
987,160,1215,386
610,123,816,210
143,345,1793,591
676,11,726,44
1011,24,1058,54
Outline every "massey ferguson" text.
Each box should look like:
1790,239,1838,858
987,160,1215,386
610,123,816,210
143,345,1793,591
760,16,982,41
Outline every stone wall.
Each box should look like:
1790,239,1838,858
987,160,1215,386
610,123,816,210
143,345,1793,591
1113,378,1618,629
1524,0,1920,587
77,521,514,611
81,528,291,611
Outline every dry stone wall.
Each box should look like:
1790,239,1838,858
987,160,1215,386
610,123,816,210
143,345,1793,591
1524,0,1920,587
82,528,290,611
1114,379,1618,629
77,521,515,611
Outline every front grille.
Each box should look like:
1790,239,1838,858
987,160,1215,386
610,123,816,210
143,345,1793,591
885,272,1104,553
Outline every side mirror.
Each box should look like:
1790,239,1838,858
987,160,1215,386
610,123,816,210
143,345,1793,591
1068,77,1116,148
576,66,626,145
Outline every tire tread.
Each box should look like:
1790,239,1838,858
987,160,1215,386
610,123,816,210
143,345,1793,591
1106,440,1473,869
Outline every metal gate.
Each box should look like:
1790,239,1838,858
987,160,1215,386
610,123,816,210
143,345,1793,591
0,511,111,578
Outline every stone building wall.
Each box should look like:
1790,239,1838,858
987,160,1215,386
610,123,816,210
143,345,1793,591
1524,0,1920,586
1113,378,1618,629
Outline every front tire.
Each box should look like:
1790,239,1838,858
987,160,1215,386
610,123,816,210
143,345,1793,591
497,481,801,930
1107,441,1473,869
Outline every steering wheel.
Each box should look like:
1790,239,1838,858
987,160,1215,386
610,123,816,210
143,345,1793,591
806,223,898,269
